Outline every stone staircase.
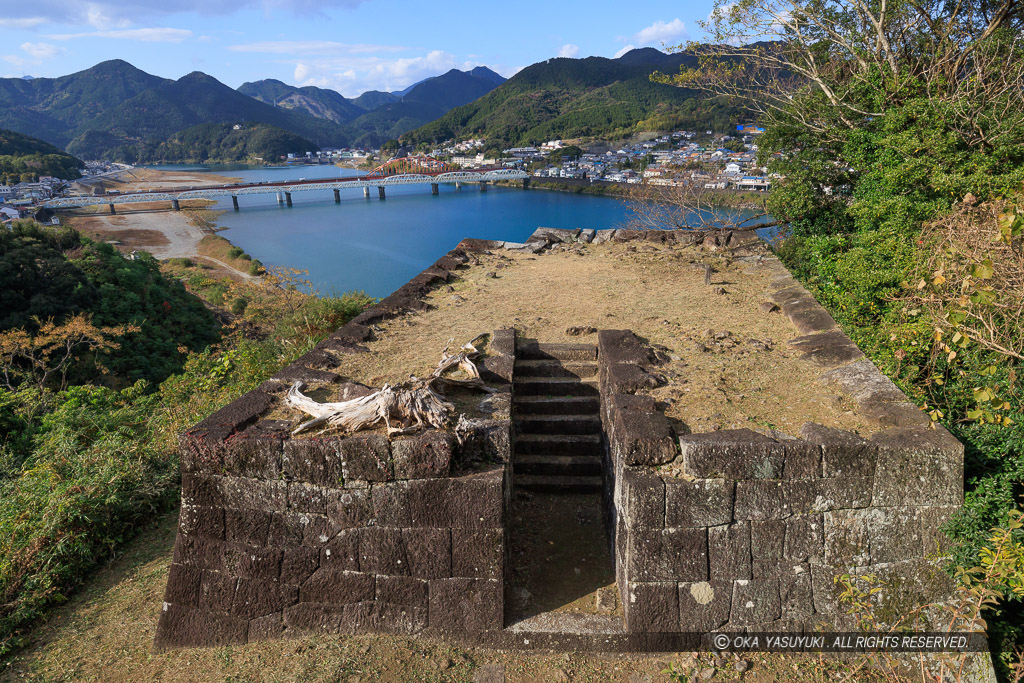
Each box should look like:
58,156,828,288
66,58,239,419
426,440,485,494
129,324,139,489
513,341,602,490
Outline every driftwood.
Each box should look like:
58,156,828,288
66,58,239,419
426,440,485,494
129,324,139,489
285,334,494,436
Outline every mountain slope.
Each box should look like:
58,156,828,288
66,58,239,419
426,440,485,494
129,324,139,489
351,90,400,111
0,128,82,183
402,49,738,146
238,79,364,123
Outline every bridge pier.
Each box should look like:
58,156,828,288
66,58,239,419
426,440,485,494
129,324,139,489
277,192,284,204
285,191,293,207
108,202,116,215
455,181,462,191
378,186,386,200
171,199,180,211
431,183,439,195
480,181,488,192
334,189,341,203
232,196,239,211
522,177,530,189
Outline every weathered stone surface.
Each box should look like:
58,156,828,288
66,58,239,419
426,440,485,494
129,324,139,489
280,546,319,584
490,327,515,357
620,467,666,528
663,478,732,529
320,529,361,571
578,229,596,243
371,481,410,526
779,570,814,620
451,528,503,579
818,359,906,405
339,435,393,483
300,567,374,604
178,505,225,540
919,506,958,556
709,522,751,581
788,330,865,367
782,442,822,479
220,477,287,511
625,581,679,632
604,363,662,395
359,526,409,575
613,409,676,466
224,432,283,479
800,423,877,478
173,535,225,572
164,564,202,605
860,400,933,428
627,527,708,582
679,581,732,631
181,473,224,508
783,514,824,563
780,296,839,335
326,487,373,529
288,482,328,514
282,439,343,487
282,602,348,633
248,612,284,642
808,477,873,512
154,604,248,650
198,569,236,611
392,432,454,480
680,430,783,479
454,419,511,465
267,512,304,546
403,528,451,578
376,575,428,608
428,578,502,631
478,355,514,384
750,520,785,579
224,508,273,546
730,578,781,626
824,508,923,566
592,229,616,244
733,480,801,520
232,577,297,619
223,543,281,582
871,428,963,507
598,330,652,365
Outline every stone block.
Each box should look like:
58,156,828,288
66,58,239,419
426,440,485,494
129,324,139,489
327,487,374,528
627,527,707,582
452,528,503,579
782,442,822,479
598,330,651,365
220,477,287,511
232,577,298,619
871,428,963,507
445,471,503,528
280,546,320,585
734,480,802,520
288,482,328,514
359,526,409,576
299,567,375,605
807,477,873,512
678,580,732,631
248,612,284,642
224,508,273,546
181,474,224,508
751,520,785,579
454,419,511,465
680,430,784,479
173,535,225,572
490,328,515,357
302,514,339,546
613,409,676,466
178,505,225,540
801,423,877,478
479,355,514,384
625,581,679,632
392,432,454,479
164,564,202,606
920,506,958,556
593,228,616,244
282,438,343,487
154,604,248,650
321,529,361,571
621,467,665,528
428,578,503,631
406,478,453,527
376,575,428,609
824,508,923,566
604,363,661,395
224,433,282,479
730,578,781,626
403,528,451,579
198,569,236,611
818,359,907,405
340,434,393,483
283,603,348,633
665,478,733,527
267,512,305,546
779,570,814,620
787,330,865,367
709,522,751,581
223,544,281,583
784,514,824,564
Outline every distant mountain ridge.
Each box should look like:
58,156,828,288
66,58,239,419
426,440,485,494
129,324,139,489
402,48,740,147
0,127,82,183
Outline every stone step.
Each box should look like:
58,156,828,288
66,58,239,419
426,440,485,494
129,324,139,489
515,433,602,456
514,474,603,491
515,377,599,397
515,359,598,379
517,342,598,362
515,415,602,436
514,454,602,476
513,395,600,416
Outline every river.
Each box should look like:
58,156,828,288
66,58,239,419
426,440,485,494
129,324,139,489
148,164,752,299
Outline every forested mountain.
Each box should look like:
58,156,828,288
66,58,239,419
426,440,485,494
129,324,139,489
0,128,82,184
68,123,316,164
0,61,347,161
351,90,400,111
401,49,739,147
238,79,365,123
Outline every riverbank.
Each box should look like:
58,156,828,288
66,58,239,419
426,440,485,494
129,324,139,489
511,178,766,209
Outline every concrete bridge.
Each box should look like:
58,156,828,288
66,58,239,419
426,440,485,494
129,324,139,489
44,156,530,213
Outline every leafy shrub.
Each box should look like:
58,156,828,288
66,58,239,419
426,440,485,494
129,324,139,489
226,246,244,259
229,297,248,315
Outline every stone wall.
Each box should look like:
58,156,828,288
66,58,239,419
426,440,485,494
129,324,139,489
153,240,516,651
599,288,963,633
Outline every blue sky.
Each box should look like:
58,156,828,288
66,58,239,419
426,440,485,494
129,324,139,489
0,1,712,97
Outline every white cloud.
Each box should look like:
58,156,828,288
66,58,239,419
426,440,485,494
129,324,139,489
1,0,369,26
613,44,636,59
557,44,579,58
633,18,689,45
229,41,407,55
0,17,48,29
20,42,63,59
47,28,192,42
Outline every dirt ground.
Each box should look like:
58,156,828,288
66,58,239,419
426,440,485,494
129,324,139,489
72,167,239,193
317,241,873,440
2,513,902,683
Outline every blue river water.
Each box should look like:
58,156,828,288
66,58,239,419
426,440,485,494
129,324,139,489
150,163,636,298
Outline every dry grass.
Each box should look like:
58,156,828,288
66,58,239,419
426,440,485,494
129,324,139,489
2,512,900,683
319,241,871,439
